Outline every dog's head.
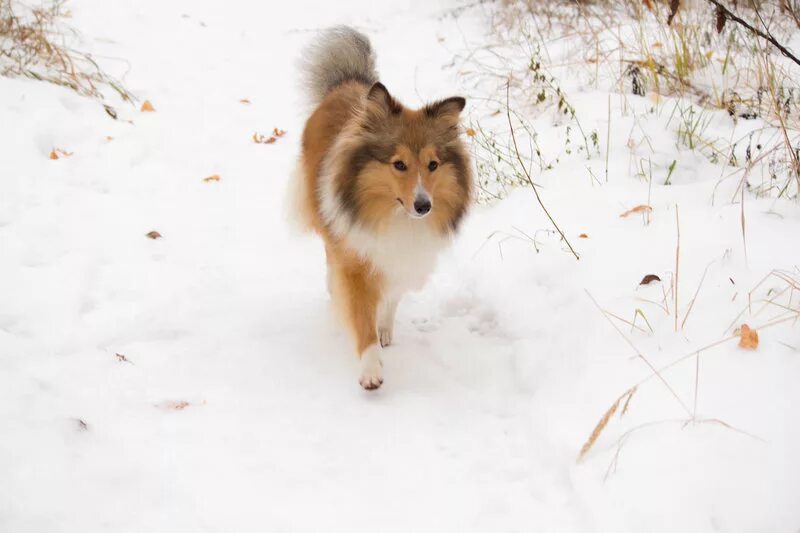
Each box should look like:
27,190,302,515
334,82,472,234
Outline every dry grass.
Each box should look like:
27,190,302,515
464,0,800,200
577,385,636,462
0,0,133,116
580,268,799,466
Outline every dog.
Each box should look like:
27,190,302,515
292,26,473,390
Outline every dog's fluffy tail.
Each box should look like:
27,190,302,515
300,26,378,106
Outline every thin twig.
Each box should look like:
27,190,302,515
692,351,700,421
674,205,680,333
506,81,580,260
704,0,800,67
681,260,715,330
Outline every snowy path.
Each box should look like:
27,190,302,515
1,0,799,531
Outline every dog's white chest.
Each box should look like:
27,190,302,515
346,216,447,292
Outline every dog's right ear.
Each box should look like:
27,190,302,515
367,82,402,115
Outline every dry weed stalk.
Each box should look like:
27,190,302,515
578,386,637,462
0,0,133,114
506,81,581,260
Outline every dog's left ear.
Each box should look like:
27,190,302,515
367,82,402,115
424,96,466,119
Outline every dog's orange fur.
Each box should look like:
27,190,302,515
296,77,471,389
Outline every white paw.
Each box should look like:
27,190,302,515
359,346,384,390
379,327,393,348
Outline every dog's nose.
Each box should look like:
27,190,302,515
413,196,432,215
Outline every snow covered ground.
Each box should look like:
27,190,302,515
1,0,799,531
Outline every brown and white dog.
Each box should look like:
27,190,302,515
291,26,473,390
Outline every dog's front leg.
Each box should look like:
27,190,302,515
377,294,400,347
334,265,384,390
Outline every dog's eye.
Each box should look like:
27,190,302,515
393,161,407,171
428,161,439,172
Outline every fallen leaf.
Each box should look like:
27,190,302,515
203,174,221,183
272,127,286,137
620,205,652,218
158,400,190,410
49,148,73,160
579,233,588,238
253,132,277,144
105,136,114,141
465,127,476,137
239,98,251,104
115,353,132,364
738,324,759,349
639,274,662,285
643,0,653,11
145,230,162,239
140,100,156,112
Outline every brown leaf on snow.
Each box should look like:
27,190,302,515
239,98,251,104
642,0,653,11
465,127,476,137
49,148,73,160
145,230,162,239
115,353,132,364
738,324,759,350
158,400,190,410
579,233,588,238
639,274,662,285
203,174,221,183
253,132,277,144
105,136,114,141
140,100,156,112
272,127,286,137
619,205,652,218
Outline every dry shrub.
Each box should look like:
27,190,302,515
0,0,133,116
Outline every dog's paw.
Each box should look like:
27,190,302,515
359,347,384,390
379,327,393,348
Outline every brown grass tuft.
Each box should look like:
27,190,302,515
1,0,134,113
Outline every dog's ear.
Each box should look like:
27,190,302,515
367,82,402,115
424,96,466,119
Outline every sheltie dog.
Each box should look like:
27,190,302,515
292,26,473,390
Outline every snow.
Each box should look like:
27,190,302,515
1,0,799,531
